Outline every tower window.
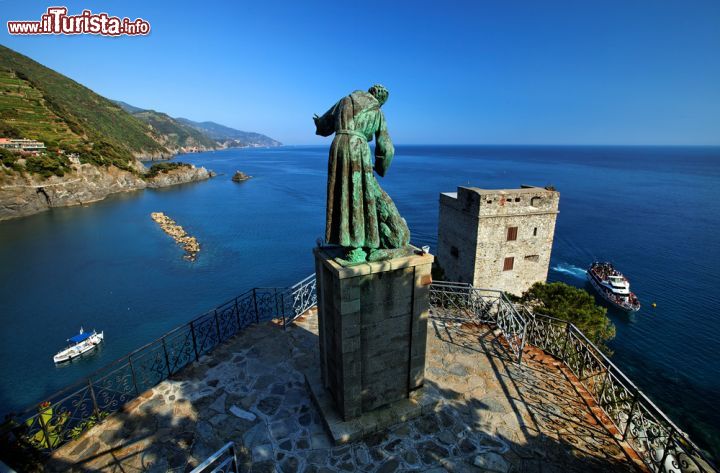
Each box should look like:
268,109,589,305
533,227,538,236
514,197,521,202
525,255,539,262
503,257,514,271
451,246,459,258
507,227,518,241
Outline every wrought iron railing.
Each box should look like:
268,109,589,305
429,279,716,473
429,281,528,362
2,273,715,473
0,276,316,462
191,441,239,473
282,273,317,327
525,313,716,473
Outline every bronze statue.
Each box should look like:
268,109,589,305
314,85,410,264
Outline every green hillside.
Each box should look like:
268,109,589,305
0,44,167,170
177,117,282,147
114,101,218,150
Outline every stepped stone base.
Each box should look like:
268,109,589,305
303,369,439,445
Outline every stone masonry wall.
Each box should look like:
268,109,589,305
438,186,559,296
314,248,432,421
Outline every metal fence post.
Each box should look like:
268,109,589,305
161,337,172,377
88,379,100,420
597,369,610,406
214,309,221,343
234,297,241,330
38,405,54,452
623,388,641,441
253,288,260,323
128,356,139,396
190,320,199,361
561,323,572,362
274,288,280,319
517,322,527,364
659,429,675,469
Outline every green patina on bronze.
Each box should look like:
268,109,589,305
314,85,410,264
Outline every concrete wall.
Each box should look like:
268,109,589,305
437,186,559,296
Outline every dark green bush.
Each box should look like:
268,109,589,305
519,281,616,353
146,161,190,178
23,153,69,178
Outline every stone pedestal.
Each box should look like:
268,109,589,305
311,246,433,423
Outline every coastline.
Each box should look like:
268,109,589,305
0,157,214,222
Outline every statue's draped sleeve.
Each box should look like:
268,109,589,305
314,100,340,137
373,110,394,177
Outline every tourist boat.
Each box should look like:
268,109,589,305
53,328,104,363
586,262,641,312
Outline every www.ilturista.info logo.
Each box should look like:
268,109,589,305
7,7,150,36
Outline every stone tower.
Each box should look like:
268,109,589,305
437,185,559,296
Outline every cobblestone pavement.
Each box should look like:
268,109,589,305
48,310,641,472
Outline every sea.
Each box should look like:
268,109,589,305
0,145,718,461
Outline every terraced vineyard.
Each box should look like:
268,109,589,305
0,44,169,170
0,69,84,150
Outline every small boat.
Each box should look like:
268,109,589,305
586,262,641,312
53,328,104,364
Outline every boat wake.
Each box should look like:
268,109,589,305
551,262,587,280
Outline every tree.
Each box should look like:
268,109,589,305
519,282,616,352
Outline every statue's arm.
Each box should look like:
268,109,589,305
313,100,340,137
374,111,395,177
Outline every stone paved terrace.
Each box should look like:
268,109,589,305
46,310,643,472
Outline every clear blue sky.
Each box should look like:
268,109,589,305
1,0,719,145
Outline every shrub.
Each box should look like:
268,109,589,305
519,281,616,352
146,161,190,178
23,153,69,178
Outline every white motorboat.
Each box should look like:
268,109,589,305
53,328,104,363
587,262,641,312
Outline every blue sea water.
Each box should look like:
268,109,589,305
0,145,718,460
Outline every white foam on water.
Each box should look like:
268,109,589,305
551,262,587,279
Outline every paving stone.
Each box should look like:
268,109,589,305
419,440,450,465
208,392,227,413
252,444,273,462
243,423,271,448
258,395,283,416
310,433,333,450
279,455,300,473
195,420,213,438
229,404,257,421
269,417,298,439
48,317,639,473
377,457,401,473
250,460,276,473
473,452,510,472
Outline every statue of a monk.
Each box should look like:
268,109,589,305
314,85,410,264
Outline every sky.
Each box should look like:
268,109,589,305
1,0,719,145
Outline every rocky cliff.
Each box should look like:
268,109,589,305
0,157,213,221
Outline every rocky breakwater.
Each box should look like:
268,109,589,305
150,212,200,261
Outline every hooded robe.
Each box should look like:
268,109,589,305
314,90,410,249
